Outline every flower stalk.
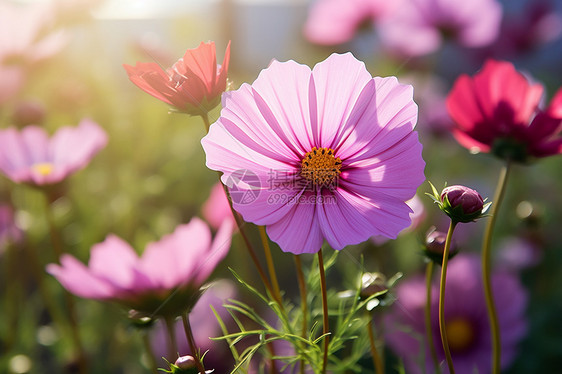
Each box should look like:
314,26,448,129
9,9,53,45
425,261,441,374
182,313,206,374
482,162,512,374
294,254,308,374
318,250,329,374
438,220,457,374
367,317,384,374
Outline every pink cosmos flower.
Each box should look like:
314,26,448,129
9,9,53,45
385,254,527,374
377,0,502,56
371,194,426,245
0,119,107,186
202,53,425,254
303,0,396,45
202,182,235,230
446,59,562,162
47,218,233,317
123,41,231,116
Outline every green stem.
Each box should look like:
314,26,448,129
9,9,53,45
182,313,206,374
367,317,384,374
425,261,441,374
259,225,285,312
200,112,212,133
482,162,511,374
44,195,88,374
164,317,179,361
141,331,160,374
318,250,329,374
294,254,307,374
438,221,457,374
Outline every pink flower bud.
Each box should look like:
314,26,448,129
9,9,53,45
441,185,484,215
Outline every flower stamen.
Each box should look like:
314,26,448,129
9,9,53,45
32,162,54,176
300,147,342,188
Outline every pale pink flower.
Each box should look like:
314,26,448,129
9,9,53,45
377,0,502,56
47,218,233,317
0,119,107,186
202,182,235,230
304,0,396,45
202,53,425,254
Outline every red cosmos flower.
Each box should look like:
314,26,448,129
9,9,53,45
446,59,562,162
124,41,230,116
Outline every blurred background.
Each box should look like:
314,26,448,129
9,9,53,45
1,0,562,373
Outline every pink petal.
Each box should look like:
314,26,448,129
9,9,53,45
123,63,175,106
265,193,324,254
47,255,116,299
194,219,233,284
311,52,372,148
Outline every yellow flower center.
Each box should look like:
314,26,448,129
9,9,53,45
32,163,54,176
445,317,475,353
300,147,342,188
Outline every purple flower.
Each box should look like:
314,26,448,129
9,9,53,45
385,254,528,374
303,0,396,45
202,53,425,254
441,185,484,215
377,0,502,56
0,120,107,186
47,218,233,317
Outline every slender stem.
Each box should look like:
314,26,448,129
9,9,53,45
317,250,329,374
259,225,284,311
182,313,206,374
219,177,274,296
367,317,384,374
267,342,278,374
44,194,88,374
482,162,511,374
294,255,307,374
164,317,179,360
200,113,212,133
141,331,160,374
438,221,457,374
424,261,441,374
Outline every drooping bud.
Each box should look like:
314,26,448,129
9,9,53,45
423,227,459,264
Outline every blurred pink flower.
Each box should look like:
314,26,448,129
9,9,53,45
151,279,237,369
0,66,24,105
202,53,425,254
124,41,231,116
303,0,395,45
377,0,502,56
0,1,67,65
446,59,562,161
385,254,528,374
47,218,233,317
202,182,235,230
0,119,107,186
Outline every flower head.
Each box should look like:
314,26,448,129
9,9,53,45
423,226,458,264
377,0,502,56
202,53,425,254
447,59,562,162
124,41,231,116
47,218,233,317
385,254,528,374
303,0,395,45
0,119,107,186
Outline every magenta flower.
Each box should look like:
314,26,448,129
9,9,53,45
447,60,562,162
47,218,233,317
202,53,425,254
377,0,502,56
385,254,527,374
0,119,107,186
303,0,395,45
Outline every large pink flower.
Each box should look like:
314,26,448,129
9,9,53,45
303,0,395,45
446,59,562,161
47,218,233,317
123,41,231,116
202,53,425,254
377,0,502,56
0,119,107,186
